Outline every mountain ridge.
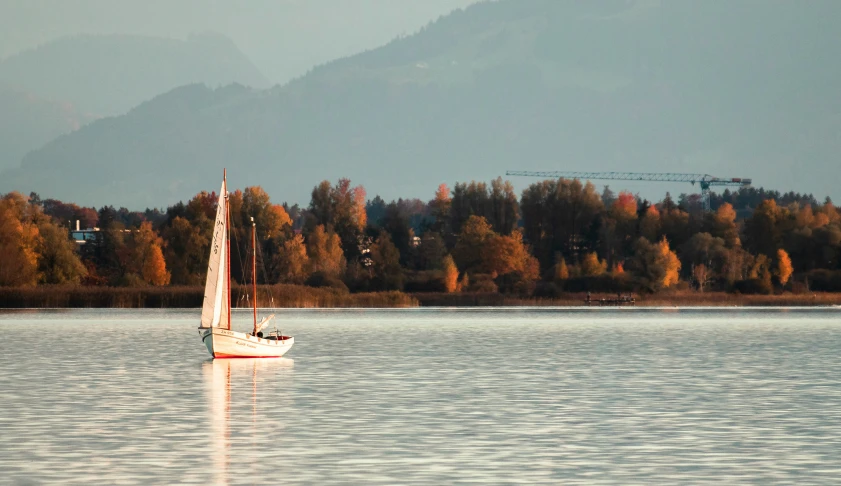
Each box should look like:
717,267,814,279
3,0,839,208
0,32,270,116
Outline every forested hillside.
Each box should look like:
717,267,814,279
2,0,839,208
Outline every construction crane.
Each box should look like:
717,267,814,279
505,170,752,211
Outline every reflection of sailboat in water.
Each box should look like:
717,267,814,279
203,358,294,485
198,170,294,358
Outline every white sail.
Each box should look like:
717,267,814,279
200,178,228,328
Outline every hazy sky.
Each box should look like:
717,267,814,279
0,0,480,83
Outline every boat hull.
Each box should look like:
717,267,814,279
199,327,294,358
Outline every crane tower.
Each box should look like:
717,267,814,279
505,170,752,211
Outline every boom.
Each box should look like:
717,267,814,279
505,170,752,211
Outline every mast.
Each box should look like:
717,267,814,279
251,216,258,335
225,169,231,331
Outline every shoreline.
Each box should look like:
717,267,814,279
2,285,841,309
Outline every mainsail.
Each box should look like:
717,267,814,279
200,178,228,328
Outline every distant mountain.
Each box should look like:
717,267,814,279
0,32,270,116
0,87,96,172
3,0,840,208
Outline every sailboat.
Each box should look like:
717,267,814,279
198,170,294,358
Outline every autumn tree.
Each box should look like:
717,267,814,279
709,203,740,247
242,186,291,241
307,179,367,260
442,254,459,293
775,248,793,287
0,193,41,286
481,230,539,280
127,222,170,286
554,253,570,281
580,252,608,277
306,225,346,277
630,237,681,291
36,219,87,284
273,234,310,283
42,198,98,230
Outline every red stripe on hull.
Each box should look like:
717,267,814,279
213,354,286,359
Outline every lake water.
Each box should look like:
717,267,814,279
1,308,841,484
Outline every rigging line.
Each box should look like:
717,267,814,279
254,234,276,309
232,216,249,310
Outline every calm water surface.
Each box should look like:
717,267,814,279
1,308,841,484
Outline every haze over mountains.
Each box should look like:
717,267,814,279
0,33,270,115
2,0,840,208
0,32,269,171
0,0,479,84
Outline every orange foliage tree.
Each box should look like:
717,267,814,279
775,249,793,286
658,238,681,287
442,254,459,293
135,222,171,286
612,191,638,219
482,230,539,280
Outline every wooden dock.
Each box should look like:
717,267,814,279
585,295,636,306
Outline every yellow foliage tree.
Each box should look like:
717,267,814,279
658,238,681,287
775,248,793,286
278,234,309,283
712,203,740,247
580,252,608,276
554,253,570,280
37,219,87,284
0,193,42,287
306,225,346,277
442,254,459,293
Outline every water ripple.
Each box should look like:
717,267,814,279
1,309,840,484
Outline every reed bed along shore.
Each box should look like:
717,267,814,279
0,284,418,309
413,291,841,307
1,286,840,309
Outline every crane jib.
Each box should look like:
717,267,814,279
505,170,752,211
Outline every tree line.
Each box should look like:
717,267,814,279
2,178,839,295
